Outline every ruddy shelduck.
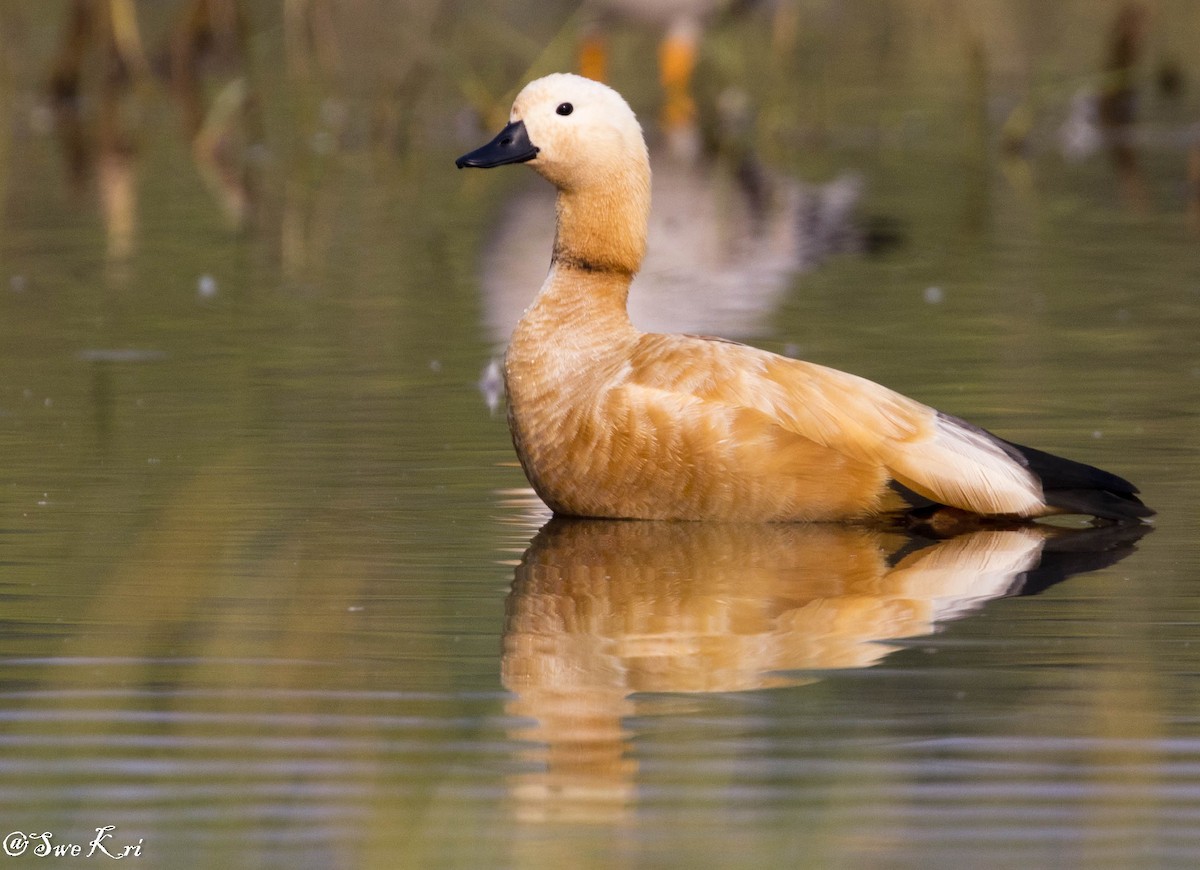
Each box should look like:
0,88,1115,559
457,73,1152,524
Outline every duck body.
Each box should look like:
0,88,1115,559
505,306,887,521
457,74,1151,523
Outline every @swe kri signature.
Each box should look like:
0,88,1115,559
3,827,143,859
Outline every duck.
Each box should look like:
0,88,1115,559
456,73,1152,524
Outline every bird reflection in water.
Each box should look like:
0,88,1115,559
500,518,1147,823
476,138,871,418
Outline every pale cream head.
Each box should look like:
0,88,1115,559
509,73,650,193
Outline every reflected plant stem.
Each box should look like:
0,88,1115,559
279,171,338,290
168,0,263,229
192,78,259,228
1099,2,1151,214
169,0,249,139
98,138,137,284
46,0,143,282
284,0,340,80
962,34,991,238
106,0,154,86
0,7,15,231
48,0,104,192
1190,140,1200,235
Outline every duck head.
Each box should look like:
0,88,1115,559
456,73,650,194
457,74,653,277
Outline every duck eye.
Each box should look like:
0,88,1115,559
556,102,574,116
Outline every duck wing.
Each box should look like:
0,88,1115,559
625,334,1046,516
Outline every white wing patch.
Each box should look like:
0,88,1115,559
888,414,1045,516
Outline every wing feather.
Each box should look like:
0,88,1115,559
625,335,1046,516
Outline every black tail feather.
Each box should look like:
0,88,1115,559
1001,438,1154,521
934,413,1153,522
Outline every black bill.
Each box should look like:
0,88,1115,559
455,120,539,169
